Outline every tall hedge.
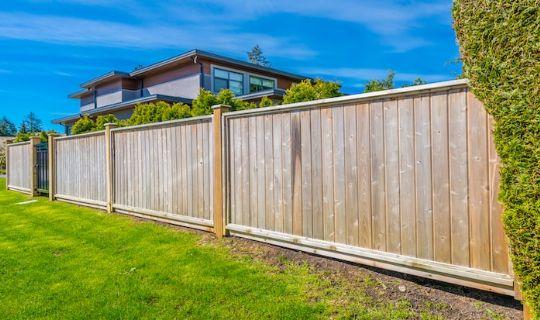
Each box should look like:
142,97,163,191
453,1,539,317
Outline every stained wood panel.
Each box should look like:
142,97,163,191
112,117,213,224
54,133,106,203
224,84,510,284
7,142,31,191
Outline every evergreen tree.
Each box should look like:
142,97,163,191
247,45,270,67
0,117,17,136
21,112,42,132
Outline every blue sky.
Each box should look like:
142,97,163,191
0,0,461,131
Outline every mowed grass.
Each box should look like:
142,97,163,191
0,179,434,319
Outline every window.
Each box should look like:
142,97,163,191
249,76,275,93
213,68,244,96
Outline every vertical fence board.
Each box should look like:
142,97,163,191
467,92,491,270
398,97,416,257
370,101,386,251
431,92,452,263
448,89,470,266
414,95,434,260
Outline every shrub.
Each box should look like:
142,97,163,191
453,1,539,317
258,96,274,108
95,114,121,131
71,115,96,135
127,101,192,126
282,79,342,104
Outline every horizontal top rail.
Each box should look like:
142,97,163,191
7,141,30,147
111,115,213,133
223,79,469,119
55,130,105,141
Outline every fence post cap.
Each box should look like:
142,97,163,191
29,136,41,143
211,104,231,110
104,123,118,128
47,132,60,137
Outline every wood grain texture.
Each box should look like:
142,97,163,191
222,87,508,279
7,142,31,190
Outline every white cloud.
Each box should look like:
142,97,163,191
0,11,315,59
304,67,450,83
185,0,450,51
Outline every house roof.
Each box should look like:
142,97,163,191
72,49,307,93
53,94,192,124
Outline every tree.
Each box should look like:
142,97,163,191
21,112,42,132
363,71,395,93
247,45,270,67
282,79,342,104
0,117,17,136
454,1,539,317
401,77,427,88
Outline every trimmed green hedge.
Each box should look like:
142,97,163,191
453,1,539,317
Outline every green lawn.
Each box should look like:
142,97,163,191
0,179,434,319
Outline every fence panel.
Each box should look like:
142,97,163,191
224,82,513,295
111,116,214,231
7,142,31,193
54,132,107,207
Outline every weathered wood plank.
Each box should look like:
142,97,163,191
431,92,451,263
370,101,386,251
321,107,335,242
398,97,416,257
467,91,491,271
301,110,313,238
291,111,302,236
344,104,359,246
384,99,401,254
310,108,324,240
448,89,470,266
414,95,433,260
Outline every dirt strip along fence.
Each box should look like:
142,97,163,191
5,79,517,298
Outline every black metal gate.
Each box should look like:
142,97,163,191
35,142,48,194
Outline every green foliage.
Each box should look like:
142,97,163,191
282,79,342,104
128,101,192,125
453,1,539,317
94,114,121,131
247,44,270,67
13,130,56,143
71,115,96,135
190,89,258,115
364,71,395,93
0,117,16,136
258,96,274,108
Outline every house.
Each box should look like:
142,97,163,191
53,49,307,133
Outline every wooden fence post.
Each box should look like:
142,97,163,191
212,104,230,238
105,123,117,213
29,136,41,196
4,140,11,190
48,133,59,201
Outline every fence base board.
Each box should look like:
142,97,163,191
7,186,32,194
55,194,107,210
113,204,214,233
227,224,515,297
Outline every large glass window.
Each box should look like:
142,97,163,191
213,68,244,96
249,76,275,93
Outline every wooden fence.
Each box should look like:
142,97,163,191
111,116,214,231
53,131,107,207
6,141,32,193
223,81,512,295
5,79,516,297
